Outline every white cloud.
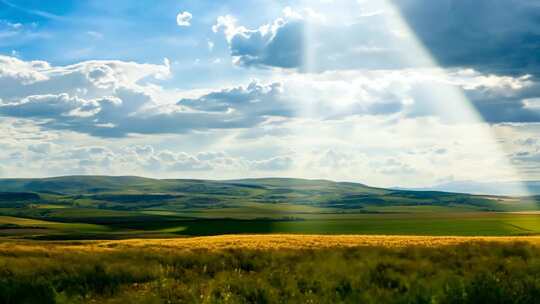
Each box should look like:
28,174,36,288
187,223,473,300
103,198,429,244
213,10,305,68
207,39,214,52
0,54,539,185
86,31,104,40
251,155,294,171
523,98,540,110
212,15,238,39
0,20,24,40
0,115,537,185
176,11,192,27
28,142,53,154
1,54,539,138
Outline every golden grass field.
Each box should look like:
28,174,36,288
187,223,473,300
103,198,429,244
3,234,540,253
3,234,540,303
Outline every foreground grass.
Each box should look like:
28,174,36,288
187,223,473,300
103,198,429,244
2,236,540,303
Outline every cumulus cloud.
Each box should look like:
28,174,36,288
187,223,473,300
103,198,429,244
0,93,101,118
0,142,302,177
281,68,540,124
2,2,539,185
178,80,288,115
0,56,173,137
213,9,305,68
128,147,291,174
176,11,192,27
213,0,540,77
28,142,53,154
2,55,540,139
451,70,540,123
0,56,300,137
0,55,170,100
1,113,538,185
211,4,431,71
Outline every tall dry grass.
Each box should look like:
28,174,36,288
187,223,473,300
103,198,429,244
1,235,540,303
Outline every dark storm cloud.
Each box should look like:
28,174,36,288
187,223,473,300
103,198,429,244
473,98,540,123
394,0,540,76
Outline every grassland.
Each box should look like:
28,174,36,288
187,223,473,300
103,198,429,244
0,176,539,239
2,235,540,303
3,210,540,239
2,176,540,303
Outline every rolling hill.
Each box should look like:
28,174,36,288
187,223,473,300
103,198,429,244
0,176,539,239
0,175,531,211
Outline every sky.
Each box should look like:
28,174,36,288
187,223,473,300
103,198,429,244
0,0,539,189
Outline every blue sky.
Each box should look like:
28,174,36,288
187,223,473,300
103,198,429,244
0,0,539,190
0,0,282,89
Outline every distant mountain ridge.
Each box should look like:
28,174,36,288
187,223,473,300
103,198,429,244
406,181,540,196
2,176,540,197
0,176,376,195
0,176,538,226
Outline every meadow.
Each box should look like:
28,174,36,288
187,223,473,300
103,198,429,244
2,236,540,303
2,177,540,303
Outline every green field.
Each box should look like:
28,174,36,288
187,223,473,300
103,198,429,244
2,212,540,239
0,176,539,239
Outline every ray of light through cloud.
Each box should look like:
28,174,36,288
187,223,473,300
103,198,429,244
289,0,531,196
0,0,537,198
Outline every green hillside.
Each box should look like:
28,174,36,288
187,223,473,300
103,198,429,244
0,176,539,239
0,176,529,210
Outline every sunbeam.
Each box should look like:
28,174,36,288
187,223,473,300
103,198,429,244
290,0,533,198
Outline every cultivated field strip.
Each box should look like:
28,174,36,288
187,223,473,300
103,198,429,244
3,234,540,253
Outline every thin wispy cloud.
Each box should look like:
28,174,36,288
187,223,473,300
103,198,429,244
0,0,67,21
